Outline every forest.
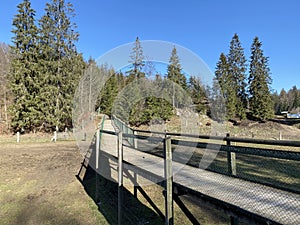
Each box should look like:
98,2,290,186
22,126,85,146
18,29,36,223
0,0,299,134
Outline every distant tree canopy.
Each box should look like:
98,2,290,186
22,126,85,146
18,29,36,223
214,34,274,122
7,2,285,133
273,86,300,114
9,0,85,133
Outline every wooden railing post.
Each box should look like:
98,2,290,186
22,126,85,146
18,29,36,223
95,129,100,203
164,136,173,225
118,131,123,225
96,129,100,170
134,130,138,149
226,133,236,176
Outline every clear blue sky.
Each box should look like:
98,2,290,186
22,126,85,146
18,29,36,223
1,0,299,92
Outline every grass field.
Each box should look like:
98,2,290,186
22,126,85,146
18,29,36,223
1,117,299,224
0,140,234,225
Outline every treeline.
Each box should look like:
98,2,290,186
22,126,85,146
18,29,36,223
1,1,292,133
5,0,85,133
96,37,206,126
213,34,274,122
273,86,300,114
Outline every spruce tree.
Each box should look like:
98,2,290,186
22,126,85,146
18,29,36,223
97,69,120,116
127,37,145,80
210,78,226,122
248,37,274,121
215,53,236,119
167,47,187,108
9,0,40,132
167,47,187,90
0,43,11,130
227,33,247,119
188,76,206,113
38,0,85,131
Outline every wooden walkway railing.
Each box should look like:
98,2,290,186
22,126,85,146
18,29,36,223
99,116,300,225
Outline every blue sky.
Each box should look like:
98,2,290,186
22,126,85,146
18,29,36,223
1,0,299,92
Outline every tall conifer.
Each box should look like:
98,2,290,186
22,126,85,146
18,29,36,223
38,0,85,130
9,0,40,132
248,37,274,121
227,33,247,119
215,53,236,119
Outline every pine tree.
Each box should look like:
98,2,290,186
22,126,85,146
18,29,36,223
38,0,85,131
248,37,274,121
215,53,236,119
227,33,247,119
9,0,40,132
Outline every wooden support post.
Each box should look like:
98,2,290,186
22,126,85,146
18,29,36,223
134,172,138,198
279,131,282,140
95,129,100,203
134,130,138,149
173,194,200,225
226,133,236,176
118,132,123,225
96,129,100,170
17,131,20,143
164,136,173,225
230,216,239,225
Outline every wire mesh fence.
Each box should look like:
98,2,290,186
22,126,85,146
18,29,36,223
109,116,300,224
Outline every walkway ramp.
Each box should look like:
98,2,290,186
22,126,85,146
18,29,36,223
98,119,300,225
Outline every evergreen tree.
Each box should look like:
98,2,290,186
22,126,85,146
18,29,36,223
9,0,40,132
127,36,145,80
215,53,236,119
209,78,226,122
188,76,207,113
0,43,11,130
248,37,274,121
167,47,187,108
289,86,300,111
278,89,289,112
167,47,187,90
97,70,123,116
272,90,281,115
227,33,247,119
38,0,85,130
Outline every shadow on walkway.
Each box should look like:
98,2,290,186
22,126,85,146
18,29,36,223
76,139,164,225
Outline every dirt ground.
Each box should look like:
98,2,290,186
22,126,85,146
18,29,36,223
0,141,108,225
0,141,231,225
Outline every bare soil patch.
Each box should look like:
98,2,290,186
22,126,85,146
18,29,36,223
0,141,108,225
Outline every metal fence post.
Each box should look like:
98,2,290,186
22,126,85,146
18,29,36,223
164,136,173,225
226,133,236,176
118,131,123,225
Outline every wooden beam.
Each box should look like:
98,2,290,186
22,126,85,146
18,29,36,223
226,133,236,176
164,136,173,225
173,194,200,225
118,132,123,225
